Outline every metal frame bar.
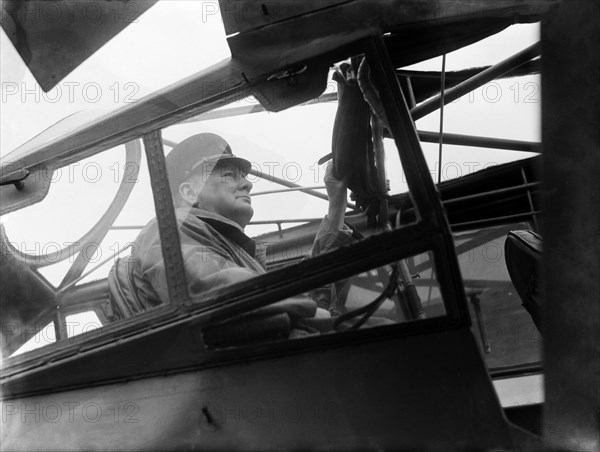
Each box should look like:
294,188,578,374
364,35,469,326
451,212,540,231
180,93,338,123
443,181,540,206
249,168,353,208
52,309,68,342
110,217,327,230
142,131,188,305
248,218,322,225
250,185,325,196
520,167,539,231
58,244,133,293
372,114,389,227
418,131,541,153
411,42,541,121
401,75,417,109
489,363,543,380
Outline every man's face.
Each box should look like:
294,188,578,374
191,162,254,228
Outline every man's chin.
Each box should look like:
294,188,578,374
238,205,254,228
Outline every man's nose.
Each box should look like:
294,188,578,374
240,177,253,192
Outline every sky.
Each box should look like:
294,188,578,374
0,2,544,403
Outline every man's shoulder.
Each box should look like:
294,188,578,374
133,217,159,243
177,208,218,234
132,208,235,258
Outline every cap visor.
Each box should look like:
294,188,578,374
216,156,252,174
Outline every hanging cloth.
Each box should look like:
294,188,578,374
331,57,381,226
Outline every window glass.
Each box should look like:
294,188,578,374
65,312,102,338
407,24,541,184
7,312,103,358
454,223,542,369
11,322,56,357
340,252,445,323
2,144,132,286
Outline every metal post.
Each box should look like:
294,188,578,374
541,1,600,450
417,130,541,153
143,130,188,305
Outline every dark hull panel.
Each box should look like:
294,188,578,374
2,329,513,450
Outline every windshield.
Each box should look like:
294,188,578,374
1,14,543,418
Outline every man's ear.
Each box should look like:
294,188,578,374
178,180,199,205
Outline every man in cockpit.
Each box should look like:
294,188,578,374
108,133,352,317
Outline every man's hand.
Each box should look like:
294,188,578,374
315,307,332,319
324,162,348,231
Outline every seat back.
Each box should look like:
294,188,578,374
505,230,542,331
107,256,150,318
